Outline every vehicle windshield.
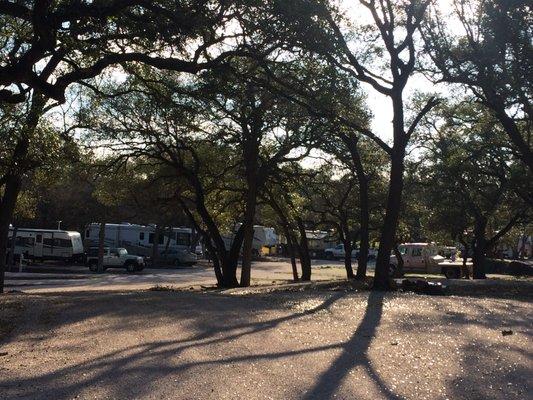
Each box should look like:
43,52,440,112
118,249,128,256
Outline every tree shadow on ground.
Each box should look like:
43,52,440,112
3,289,528,400
302,290,401,400
0,290,396,399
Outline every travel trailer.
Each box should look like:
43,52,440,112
84,223,196,261
222,225,279,256
7,227,85,262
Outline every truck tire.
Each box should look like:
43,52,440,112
443,267,460,279
125,261,136,273
88,260,98,272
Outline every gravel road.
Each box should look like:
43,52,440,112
0,287,531,400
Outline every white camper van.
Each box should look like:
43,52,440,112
7,227,85,262
84,223,197,264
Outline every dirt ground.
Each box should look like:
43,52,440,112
0,287,531,400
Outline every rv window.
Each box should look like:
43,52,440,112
140,232,145,241
176,233,191,246
36,234,42,244
148,233,153,244
14,237,34,247
43,238,53,246
85,229,90,238
412,248,422,257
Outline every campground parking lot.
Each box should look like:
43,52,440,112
4,258,362,293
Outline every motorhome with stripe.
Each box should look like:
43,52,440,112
83,223,196,262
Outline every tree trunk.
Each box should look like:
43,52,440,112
97,222,106,273
203,238,223,286
219,223,245,288
0,93,46,292
458,238,470,279
472,217,487,279
374,152,405,289
7,226,18,271
162,226,172,257
240,188,257,287
343,239,355,279
338,223,355,279
239,132,260,287
283,226,299,282
296,218,311,281
0,175,23,293
392,243,404,278
179,181,240,287
151,225,160,267
356,175,370,279
343,133,371,279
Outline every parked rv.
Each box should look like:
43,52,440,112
6,227,85,263
222,225,278,256
84,223,197,265
86,247,145,273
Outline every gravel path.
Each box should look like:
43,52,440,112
0,289,531,400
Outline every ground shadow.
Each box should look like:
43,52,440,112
302,290,401,400
0,290,399,399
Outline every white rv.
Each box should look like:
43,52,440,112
84,223,196,259
7,227,85,262
222,225,278,256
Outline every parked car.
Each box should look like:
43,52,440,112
157,247,197,267
324,244,378,260
324,243,357,259
389,243,470,279
86,247,145,273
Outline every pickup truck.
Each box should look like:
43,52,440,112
86,247,145,273
324,244,377,260
389,243,471,279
